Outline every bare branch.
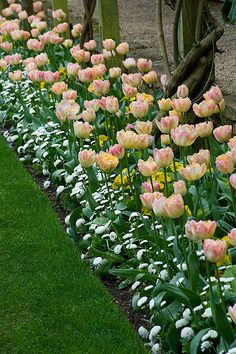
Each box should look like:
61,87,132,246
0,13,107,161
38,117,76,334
173,0,183,67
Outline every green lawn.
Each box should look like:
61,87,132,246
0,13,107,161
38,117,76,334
0,135,147,354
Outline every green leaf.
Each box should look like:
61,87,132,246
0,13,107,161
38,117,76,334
92,217,110,226
86,166,100,193
160,284,191,307
51,169,65,183
190,328,211,354
0,110,7,123
217,178,232,201
167,323,181,354
69,206,83,234
109,268,143,279
188,249,199,293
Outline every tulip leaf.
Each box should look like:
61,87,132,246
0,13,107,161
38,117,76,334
69,205,84,234
217,178,232,201
188,249,200,293
160,284,191,307
109,268,144,279
189,328,211,354
166,323,181,354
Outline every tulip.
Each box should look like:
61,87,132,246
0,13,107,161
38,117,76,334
51,81,68,95
0,42,13,52
228,136,236,150
80,108,96,123
18,10,28,20
78,149,96,168
55,100,80,122
93,63,107,78
179,163,207,181
158,98,172,111
173,180,187,196
153,147,174,168
137,93,154,104
134,134,153,150
43,71,59,83
156,115,179,134
103,38,116,51
62,90,77,101
135,121,152,134
116,42,129,55
121,73,142,87
70,48,90,63
123,58,136,69
33,1,43,12
177,85,189,98
52,9,67,21
203,85,223,105
187,149,210,166
71,23,83,38
216,152,234,174
108,144,125,160
171,124,197,146
95,152,119,173
116,130,138,149
141,192,163,210
164,194,185,219
122,83,138,98
91,54,104,65
84,99,100,112
203,239,227,263
10,30,30,41
196,121,213,138
102,49,113,60
67,63,80,77
193,99,216,117
8,70,22,82
84,39,97,51
27,38,44,52
137,58,152,73
228,228,236,247
213,125,232,143
78,67,95,83
142,71,158,84
230,174,236,190
105,96,119,114
54,23,69,34
0,59,7,71
152,195,167,217
171,97,192,113
4,53,21,66
34,52,48,67
161,134,171,145
185,220,217,241
228,304,236,324
27,69,44,82
142,181,160,193
31,29,40,38
93,79,110,96
138,157,159,177
213,99,225,114
130,100,149,119
109,67,121,79
74,121,93,139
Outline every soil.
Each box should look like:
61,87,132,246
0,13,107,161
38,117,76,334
65,0,236,95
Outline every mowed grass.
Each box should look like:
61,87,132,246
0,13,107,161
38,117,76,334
0,135,147,354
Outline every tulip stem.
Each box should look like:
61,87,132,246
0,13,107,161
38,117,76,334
195,181,206,219
124,151,135,199
215,265,226,312
161,217,171,279
119,164,126,202
104,173,115,212
150,175,155,192
163,167,169,197
229,184,236,225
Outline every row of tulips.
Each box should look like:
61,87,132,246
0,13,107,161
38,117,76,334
1,1,236,353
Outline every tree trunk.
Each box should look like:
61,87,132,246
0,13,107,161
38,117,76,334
20,0,33,16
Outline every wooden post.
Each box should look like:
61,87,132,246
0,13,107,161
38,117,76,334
52,0,70,38
98,0,120,44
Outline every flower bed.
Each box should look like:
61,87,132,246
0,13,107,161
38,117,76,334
0,2,236,353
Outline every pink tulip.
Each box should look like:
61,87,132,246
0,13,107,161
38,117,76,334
164,194,185,219
141,192,163,210
91,54,104,65
185,220,217,242
27,39,44,52
142,181,160,193
36,21,47,31
214,99,225,113
161,134,171,145
67,63,80,77
228,304,236,324
142,71,158,84
33,1,43,12
93,63,107,78
54,22,69,34
216,152,234,174
70,48,90,63
116,42,129,55
173,180,187,196
153,147,174,168
34,53,48,67
213,125,232,143
121,73,142,87
203,85,223,105
137,58,152,73
123,58,136,69
83,39,96,51
156,115,179,134
130,100,149,119
0,59,7,71
55,100,80,122
43,71,59,83
27,69,44,82
93,79,110,96
8,70,22,82
138,157,159,177
230,174,236,190
158,98,172,111
105,96,119,114
74,121,93,139
193,99,216,117
228,136,236,150
103,39,116,51
71,23,83,38
228,228,236,247
152,195,167,217
122,84,138,98
177,84,189,98
196,121,213,138
135,121,152,135
52,9,67,21
203,239,227,263
134,134,153,150
179,163,207,181
0,42,13,52
51,82,68,95
116,129,138,149
95,152,119,173
187,149,210,166
62,90,77,101
4,53,21,66
63,39,73,48
80,108,96,123
10,30,30,41
108,144,125,160
84,99,100,112
78,67,95,83
171,97,192,113
78,149,96,168
18,10,28,20
171,124,197,146
109,67,121,79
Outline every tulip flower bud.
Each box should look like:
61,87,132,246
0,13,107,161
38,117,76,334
138,157,159,177
228,304,236,324
74,121,93,139
78,149,96,168
203,239,227,262
228,228,236,247
177,84,189,98
95,152,119,173
185,220,217,242
213,125,232,143
173,180,187,196
164,194,185,219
